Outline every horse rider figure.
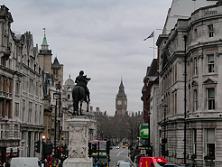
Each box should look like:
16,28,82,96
75,70,90,101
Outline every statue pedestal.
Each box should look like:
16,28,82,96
63,118,93,167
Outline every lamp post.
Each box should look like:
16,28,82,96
53,82,61,156
41,135,46,160
183,35,187,165
53,92,59,155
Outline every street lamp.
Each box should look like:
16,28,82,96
41,135,46,160
53,91,60,155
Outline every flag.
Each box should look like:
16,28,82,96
144,31,154,41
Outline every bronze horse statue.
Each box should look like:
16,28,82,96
72,84,90,116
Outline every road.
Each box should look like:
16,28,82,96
109,147,129,167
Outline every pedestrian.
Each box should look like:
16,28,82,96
0,161,3,167
5,162,9,167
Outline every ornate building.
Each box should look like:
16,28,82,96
157,1,222,166
115,80,127,116
38,29,64,147
0,5,44,161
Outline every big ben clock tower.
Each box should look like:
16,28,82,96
115,79,127,116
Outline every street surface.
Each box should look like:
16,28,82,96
109,147,130,167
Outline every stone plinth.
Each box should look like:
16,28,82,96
63,118,93,167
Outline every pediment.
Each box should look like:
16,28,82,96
203,78,217,85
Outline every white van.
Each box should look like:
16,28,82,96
10,157,40,167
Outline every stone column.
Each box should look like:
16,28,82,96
63,118,93,167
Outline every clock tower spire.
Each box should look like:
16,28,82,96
115,79,127,116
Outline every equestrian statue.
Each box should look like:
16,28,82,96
72,70,90,116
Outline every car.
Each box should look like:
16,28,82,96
138,156,168,167
10,157,40,167
116,160,131,167
115,146,120,149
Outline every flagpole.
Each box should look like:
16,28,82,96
153,31,155,58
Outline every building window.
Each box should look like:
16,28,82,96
0,76,3,91
208,24,214,37
67,94,70,100
15,103,19,117
194,28,198,39
39,105,42,125
204,129,215,159
193,57,198,75
174,91,177,114
36,82,38,96
193,89,198,111
0,100,2,117
207,54,215,73
28,102,32,123
15,82,20,96
29,79,33,93
22,99,25,122
35,104,37,124
207,88,215,110
192,129,197,155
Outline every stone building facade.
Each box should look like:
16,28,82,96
0,5,44,161
19,32,44,158
157,2,222,166
38,30,64,147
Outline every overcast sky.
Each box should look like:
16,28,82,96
2,0,172,115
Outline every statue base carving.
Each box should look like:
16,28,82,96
63,118,94,167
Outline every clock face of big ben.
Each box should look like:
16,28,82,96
117,100,122,105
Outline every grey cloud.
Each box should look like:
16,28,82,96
2,0,172,114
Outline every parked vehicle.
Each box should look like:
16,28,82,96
138,156,168,167
10,157,40,167
116,160,131,167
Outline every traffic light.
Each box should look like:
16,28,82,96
161,144,168,156
161,144,165,155
106,140,111,161
106,140,110,154
88,143,92,157
34,140,40,153
42,142,53,158
92,143,97,152
161,138,167,144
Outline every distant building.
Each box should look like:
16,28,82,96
62,75,75,145
38,29,64,146
141,59,159,156
115,80,127,116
